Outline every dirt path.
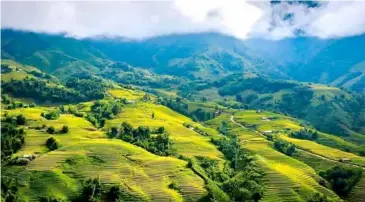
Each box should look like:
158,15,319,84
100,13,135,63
230,115,365,170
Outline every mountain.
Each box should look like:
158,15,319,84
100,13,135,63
2,31,365,201
2,29,364,92
244,36,365,92
2,29,365,137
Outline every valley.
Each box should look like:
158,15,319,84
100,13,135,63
1,29,365,202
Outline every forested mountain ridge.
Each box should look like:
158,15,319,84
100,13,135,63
3,29,364,92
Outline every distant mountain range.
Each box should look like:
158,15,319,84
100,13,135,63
2,29,364,92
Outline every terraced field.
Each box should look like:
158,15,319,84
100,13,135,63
205,115,341,202
2,99,216,201
105,101,224,161
108,88,145,100
233,110,365,167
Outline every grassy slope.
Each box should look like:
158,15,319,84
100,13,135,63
205,114,341,202
1,108,209,201
233,110,365,164
2,88,228,201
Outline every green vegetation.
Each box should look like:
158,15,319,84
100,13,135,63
42,110,60,120
108,122,172,156
2,30,365,202
2,77,86,103
1,121,26,160
290,128,318,140
46,137,60,151
273,139,296,156
87,100,122,128
158,97,215,121
210,136,264,201
320,166,363,196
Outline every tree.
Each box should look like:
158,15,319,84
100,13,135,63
109,127,119,138
46,137,60,151
156,126,165,134
16,115,26,125
133,126,151,140
107,185,121,201
60,125,69,134
47,126,56,134
81,178,102,202
219,121,228,135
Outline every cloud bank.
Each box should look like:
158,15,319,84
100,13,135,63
1,1,365,40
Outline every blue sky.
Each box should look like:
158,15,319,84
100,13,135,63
2,1,365,40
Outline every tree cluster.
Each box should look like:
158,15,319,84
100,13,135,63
209,136,264,201
87,100,123,128
320,166,363,196
1,116,26,160
273,139,296,156
2,78,86,103
41,110,60,120
290,128,318,140
159,97,214,122
75,178,146,202
108,122,172,156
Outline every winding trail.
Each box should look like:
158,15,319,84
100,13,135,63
230,115,365,170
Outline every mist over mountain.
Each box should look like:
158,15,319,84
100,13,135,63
2,29,365,92
2,2,365,201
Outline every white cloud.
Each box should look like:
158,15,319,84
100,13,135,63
1,1,365,40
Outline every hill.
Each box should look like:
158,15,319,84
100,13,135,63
2,30,365,202
3,29,365,92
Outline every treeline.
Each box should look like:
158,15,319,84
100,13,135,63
2,77,108,104
108,122,172,156
2,93,36,109
2,78,85,103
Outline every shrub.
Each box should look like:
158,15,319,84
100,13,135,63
46,137,60,151
16,115,26,125
81,178,102,202
11,157,30,165
107,185,121,201
47,126,56,134
168,181,179,190
42,110,60,120
307,192,329,202
60,125,69,134
39,196,64,202
106,184,147,202
155,126,165,134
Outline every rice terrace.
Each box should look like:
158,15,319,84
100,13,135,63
1,1,365,202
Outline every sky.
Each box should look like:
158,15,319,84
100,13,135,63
1,0,365,40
